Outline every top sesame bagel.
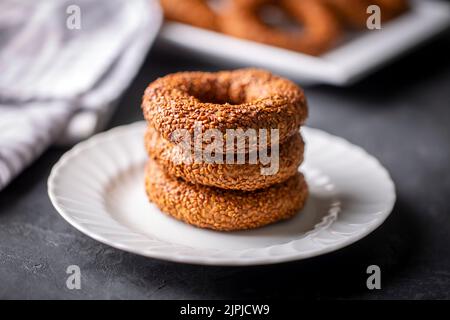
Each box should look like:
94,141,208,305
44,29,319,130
142,69,308,153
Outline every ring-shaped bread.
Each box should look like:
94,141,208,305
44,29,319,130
145,126,304,191
219,0,342,55
145,158,308,231
142,69,308,153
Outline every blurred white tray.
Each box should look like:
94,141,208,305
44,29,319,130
158,0,450,85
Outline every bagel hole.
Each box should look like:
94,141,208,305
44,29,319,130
258,4,304,32
206,0,226,12
191,93,242,105
189,87,246,105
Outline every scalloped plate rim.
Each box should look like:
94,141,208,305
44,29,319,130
48,121,396,266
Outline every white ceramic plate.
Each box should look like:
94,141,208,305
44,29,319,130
157,0,450,85
48,122,395,266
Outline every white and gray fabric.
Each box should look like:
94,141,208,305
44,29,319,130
0,0,162,190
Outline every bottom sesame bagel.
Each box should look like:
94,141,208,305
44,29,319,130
144,126,305,191
145,159,308,231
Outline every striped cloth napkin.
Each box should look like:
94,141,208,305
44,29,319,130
0,0,162,190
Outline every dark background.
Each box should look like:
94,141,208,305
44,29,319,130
0,29,449,299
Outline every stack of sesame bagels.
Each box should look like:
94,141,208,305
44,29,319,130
142,69,308,231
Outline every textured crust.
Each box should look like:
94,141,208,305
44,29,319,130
160,0,218,30
145,126,304,191
219,0,342,55
145,159,308,231
142,69,308,153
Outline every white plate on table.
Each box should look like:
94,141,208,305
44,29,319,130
157,0,450,85
48,122,395,266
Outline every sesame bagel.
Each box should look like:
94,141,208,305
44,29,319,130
145,126,304,191
219,0,342,55
142,69,308,153
145,158,308,231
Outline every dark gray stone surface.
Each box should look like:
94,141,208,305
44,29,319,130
1,31,449,300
